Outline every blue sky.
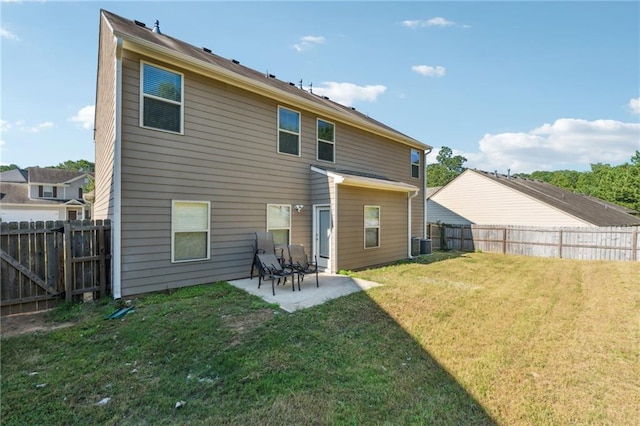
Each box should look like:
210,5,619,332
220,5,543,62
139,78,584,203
1,1,638,173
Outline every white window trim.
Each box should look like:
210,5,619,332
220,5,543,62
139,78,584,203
140,60,185,135
316,118,336,163
411,148,420,179
277,106,301,157
171,200,211,263
267,203,292,244
364,205,381,249
43,185,54,198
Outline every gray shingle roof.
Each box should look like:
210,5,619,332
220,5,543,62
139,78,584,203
0,182,85,205
27,167,88,184
101,9,427,149
0,169,28,183
471,169,640,226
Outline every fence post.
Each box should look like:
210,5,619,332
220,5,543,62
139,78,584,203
502,228,507,254
558,230,563,258
98,222,107,296
64,222,72,302
632,228,638,262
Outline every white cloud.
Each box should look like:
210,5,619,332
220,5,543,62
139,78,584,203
402,17,466,29
312,82,386,106
628,97,640,114
294,35,326,52
70,105,95,130
465,118,640,173
426,17,455,27
0,26,18,40
2,119,55,133
412,65,446,77
27,122,54,133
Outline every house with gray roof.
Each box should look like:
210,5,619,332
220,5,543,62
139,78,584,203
427,169,640,227
93,10,431,298
0,168,92,222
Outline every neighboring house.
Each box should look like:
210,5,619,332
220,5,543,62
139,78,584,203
0,167,92,222
94,10,431,298
427,169,640,227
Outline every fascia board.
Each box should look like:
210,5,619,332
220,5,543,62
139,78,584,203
311,166,418,193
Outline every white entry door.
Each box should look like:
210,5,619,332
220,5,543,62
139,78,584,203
314,206,331,271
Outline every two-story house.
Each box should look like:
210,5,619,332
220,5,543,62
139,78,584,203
94,10,431,298
0,167,91,222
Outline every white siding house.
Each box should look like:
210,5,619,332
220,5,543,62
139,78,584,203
427,169,640,227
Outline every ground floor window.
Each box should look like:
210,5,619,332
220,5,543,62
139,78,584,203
364,205,380,248
172,200,210,262
267,204,291,244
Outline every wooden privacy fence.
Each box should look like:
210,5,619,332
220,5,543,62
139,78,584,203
428,223,640,261
1,220,111,316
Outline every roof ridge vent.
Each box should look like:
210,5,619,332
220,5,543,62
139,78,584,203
134,20,146,28
152,20,161,34
203,47,212,53
231,59,240,64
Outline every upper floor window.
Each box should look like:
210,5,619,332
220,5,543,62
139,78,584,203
411,149,420,179
39,185,56,198
267,204,291,245
141,62,183,134
317,119,335,163
278,106,300,156
364,206,380,249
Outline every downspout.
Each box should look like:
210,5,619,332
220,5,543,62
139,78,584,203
112,36,123,299
423,147,433,240
408,189,419,259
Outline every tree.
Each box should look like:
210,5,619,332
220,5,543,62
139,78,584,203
0,164,20,172
49,160,95,173
426,146,467,187
520,153,640,212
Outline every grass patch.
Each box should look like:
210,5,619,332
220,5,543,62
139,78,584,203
2,253,638,424
357,252,640,425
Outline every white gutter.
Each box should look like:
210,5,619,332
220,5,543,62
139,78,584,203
423,147,432,239
310,166,418,193
112,36,123,299
332,180,338,274
408,190,419,259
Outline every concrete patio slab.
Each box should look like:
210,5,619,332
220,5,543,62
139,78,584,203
228,273,381,312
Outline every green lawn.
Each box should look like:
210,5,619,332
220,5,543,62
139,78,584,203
2,252,638,425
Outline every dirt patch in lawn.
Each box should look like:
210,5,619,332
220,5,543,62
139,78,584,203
222,308,276,346
1,311,74,338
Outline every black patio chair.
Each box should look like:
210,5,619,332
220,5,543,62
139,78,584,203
250,232,275,279
256,252,299,295
287,244,319,289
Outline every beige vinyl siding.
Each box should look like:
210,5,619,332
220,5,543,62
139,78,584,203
93,15,117,220
426,199,472,225
310,172,333,205
117,52,309,294
114,48,423,295
431,171,592,227
337,186,408,271
332,125,424,238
